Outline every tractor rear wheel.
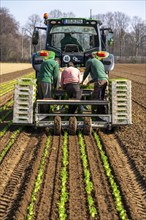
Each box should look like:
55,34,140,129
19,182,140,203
69,117,77,135
84,117,92,135
54,116,61,135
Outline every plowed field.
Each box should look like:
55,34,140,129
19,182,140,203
0,64,146,220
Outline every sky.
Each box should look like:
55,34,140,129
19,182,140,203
1,0,146,28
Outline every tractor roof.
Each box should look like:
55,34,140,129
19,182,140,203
44,17,102,26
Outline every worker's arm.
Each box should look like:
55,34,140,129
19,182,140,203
78,70,82,83
82,60,91,82
53,63,59,89
60,70,65,89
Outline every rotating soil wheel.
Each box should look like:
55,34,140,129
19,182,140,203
54,116,61,135
69,117,77,135
84,117,92,135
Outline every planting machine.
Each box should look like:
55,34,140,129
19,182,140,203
13,14,132,134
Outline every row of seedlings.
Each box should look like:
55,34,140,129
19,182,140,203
0,99,14,113
93,131,129,220
78,132,97,218
0,109,13,123
0,127,22,163
58,131,69,220
26,136,51,220
0,72,35,97
0,99,13,126
0,120,13,138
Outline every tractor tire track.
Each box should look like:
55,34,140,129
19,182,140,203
0,132,39,220
115,101,146,183
0,131,31,195
0,131,12,154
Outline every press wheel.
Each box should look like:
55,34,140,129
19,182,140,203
84,117,92,135
69,117,77,135
54,116,61,135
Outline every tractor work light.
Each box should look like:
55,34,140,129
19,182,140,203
97,51,109,58
43,13,48,19
38,50,55,60
39,50,49,57
50,20,57,24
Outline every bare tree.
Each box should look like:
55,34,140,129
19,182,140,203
22,14,43,59
62,12,75,18
131,16,146,56
49,9,75,18
92,11,131,56
49,10,63,18
0,7,21,61
23,14,42,37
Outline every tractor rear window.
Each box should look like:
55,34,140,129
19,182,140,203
50,26,97,34
49,25,98,51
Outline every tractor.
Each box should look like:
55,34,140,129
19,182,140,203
13,14,132,134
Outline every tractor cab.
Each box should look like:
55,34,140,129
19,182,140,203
32,15,114,71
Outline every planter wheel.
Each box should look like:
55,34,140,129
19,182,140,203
84,117,92,135
69,116,77,135
54,116,61,135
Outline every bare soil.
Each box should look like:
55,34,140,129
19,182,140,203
0,63,32,75
0,68,33,84
0,64,146,220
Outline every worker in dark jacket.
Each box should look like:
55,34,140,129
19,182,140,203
81,51,109,117
61,33,83,51
37,51,59,113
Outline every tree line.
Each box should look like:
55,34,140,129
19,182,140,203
0,7,146,62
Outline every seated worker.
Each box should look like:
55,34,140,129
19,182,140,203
61,33,83,51
37,51,59,113
81,51,109,119
61,62,82,114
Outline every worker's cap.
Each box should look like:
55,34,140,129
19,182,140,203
43,51,55,60
38,50,56,60
91,51,109,60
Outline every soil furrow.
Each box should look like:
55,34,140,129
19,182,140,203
0,131,30,195
69,135,88,220
111,73,146,85
0,131,12,153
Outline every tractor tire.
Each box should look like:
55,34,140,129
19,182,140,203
54,116,61,135
84,117,92,135
69,117,77,135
